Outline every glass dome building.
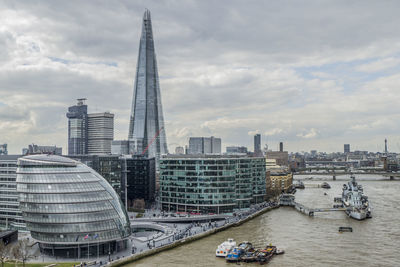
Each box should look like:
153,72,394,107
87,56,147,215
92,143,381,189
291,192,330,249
16,154,131,257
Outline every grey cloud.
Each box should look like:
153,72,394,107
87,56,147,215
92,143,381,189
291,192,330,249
1,0,400,153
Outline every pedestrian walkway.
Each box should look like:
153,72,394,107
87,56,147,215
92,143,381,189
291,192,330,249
27,201,278,266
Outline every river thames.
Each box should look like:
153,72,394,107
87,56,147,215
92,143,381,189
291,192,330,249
132,175,400,266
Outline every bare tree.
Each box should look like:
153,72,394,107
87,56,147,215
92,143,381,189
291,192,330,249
0,241,10,267
11,240,34,267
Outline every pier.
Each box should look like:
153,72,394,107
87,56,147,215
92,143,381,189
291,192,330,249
280,194,347,216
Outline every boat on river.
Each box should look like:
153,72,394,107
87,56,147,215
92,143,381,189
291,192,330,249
216,238,236,257
341,175,372,220
224,242,283,264
321,182,331,189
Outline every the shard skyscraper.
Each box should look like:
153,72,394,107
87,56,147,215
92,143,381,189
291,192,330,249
128,10,168,162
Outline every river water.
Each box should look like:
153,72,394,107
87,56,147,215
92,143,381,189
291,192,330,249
132,175,400,266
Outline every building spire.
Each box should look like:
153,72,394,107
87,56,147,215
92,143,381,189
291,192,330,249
143,8,151,21
129,9,168,167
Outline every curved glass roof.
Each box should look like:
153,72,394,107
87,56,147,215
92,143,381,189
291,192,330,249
22,154,78,165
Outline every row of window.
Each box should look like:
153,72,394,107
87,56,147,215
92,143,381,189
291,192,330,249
20,201,113,214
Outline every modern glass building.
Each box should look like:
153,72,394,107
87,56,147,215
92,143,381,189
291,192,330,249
66,99,88,155
0,155,26,231
120,156,156,209
128,10,168,163
160,155,266,214
16,155,131,257
87,112,114,155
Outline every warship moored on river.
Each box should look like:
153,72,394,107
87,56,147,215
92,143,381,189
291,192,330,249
341,175,372,220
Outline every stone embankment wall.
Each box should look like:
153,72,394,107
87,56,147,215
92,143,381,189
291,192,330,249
110,205,278,267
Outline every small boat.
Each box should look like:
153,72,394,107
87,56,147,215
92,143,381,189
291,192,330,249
275,249,285,255
216,238,236,257
294,180,305,189
338,226,353,233
225,247,244,262
321,182,331,189
241,251,259,263
238,241,254,252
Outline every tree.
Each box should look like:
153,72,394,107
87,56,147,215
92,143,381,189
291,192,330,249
11,240,34,267
0,241,10,267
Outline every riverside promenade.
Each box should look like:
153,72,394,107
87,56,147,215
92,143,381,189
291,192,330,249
108,201,279,267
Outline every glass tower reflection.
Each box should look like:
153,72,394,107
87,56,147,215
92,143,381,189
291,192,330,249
128,9,168,163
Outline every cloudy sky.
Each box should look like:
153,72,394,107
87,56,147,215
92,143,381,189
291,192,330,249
1,0,400,154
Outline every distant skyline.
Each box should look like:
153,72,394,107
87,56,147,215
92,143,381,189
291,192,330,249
1,1,400,154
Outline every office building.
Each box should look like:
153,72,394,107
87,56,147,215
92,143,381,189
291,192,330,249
0,155,25,231
66,99,88,155
67,99,114,155
23,144,62,155
16,154,131,257
0,145,7,155
279,142,284,152
121,156,156,209
226,146,248,154
266,151,289,166
344,144,350,153
160,155,266,213
188,137,221,154
128,10,168,164
254,134,262,156
87,112,114,154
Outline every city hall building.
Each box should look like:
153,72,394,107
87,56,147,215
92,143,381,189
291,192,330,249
16,155,131,257
159,155,266,214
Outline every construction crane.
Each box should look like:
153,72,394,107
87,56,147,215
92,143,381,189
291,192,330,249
142,127,164,155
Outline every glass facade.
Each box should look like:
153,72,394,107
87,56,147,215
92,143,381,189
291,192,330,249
128,10,168,165
0,155,26,231
121,156,155,208
66,100,88,155
160,156,266,214
16,155,131,256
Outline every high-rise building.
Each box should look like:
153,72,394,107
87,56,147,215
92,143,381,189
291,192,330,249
128,10,168,163
344,144,350,153
66,99,88,155
384,139,388,154
188,137,221,154
67,100,114,155
254,134,261,155
0,144,7,155
87,112,114,154
279,142,283,152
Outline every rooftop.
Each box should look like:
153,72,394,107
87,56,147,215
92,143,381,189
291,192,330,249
162,154,264,159
21,154,78,165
